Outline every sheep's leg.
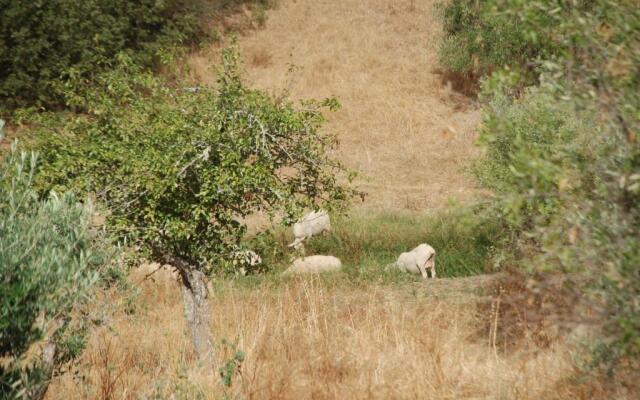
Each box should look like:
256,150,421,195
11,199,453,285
417,262,429,280
424,256,436,279
430,256,437,279
296,236,308,251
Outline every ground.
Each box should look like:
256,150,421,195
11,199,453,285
188,0,483,211
44,1,585,399
47,268,578,399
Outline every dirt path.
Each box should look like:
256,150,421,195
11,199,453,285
189,0,482,211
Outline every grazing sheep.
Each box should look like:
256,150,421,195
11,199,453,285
288,209,331,249
282,255,342,275
395,243,436,279
232,250,262,276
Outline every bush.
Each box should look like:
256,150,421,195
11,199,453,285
448,0,640,370
437,0,556,81
0,0,202,109
474,80,590,229
0,135,102,396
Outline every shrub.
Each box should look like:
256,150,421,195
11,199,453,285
455,0,640,370
437,0,556,81
0,135,101,396
0,0,202,109
474,80,591,229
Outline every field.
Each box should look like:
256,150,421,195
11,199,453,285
47,267,581,399
37,0,631,399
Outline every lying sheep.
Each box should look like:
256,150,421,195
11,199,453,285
232,250,262,276
288,209,331,249
282,255,342,275
395,243,436,279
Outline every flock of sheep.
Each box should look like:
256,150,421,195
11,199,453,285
236,210,437,279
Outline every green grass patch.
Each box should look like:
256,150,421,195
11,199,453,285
217,209,502,289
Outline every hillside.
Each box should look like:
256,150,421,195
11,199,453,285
36,1,591,399
188,0,482,211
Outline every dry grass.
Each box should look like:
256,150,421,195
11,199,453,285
45,267,588,399
188,0,484,211
39,2,626,399
248,46,273,68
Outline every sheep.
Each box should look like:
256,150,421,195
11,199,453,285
232,250,262,276
288,209,331,250
395,243,436,279
282,255,342,275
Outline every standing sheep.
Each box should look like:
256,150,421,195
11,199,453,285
282,255,342,275
288,209,331,249
395,243,436,279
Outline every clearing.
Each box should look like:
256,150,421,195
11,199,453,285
45,1,581,399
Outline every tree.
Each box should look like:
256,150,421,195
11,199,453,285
0,0,201,109
0,128,102,397
31,48,355,361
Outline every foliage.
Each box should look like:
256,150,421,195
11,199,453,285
28,47,354,278
437,0,557,80
0,0,203,110
0,135,102,396
441,0,639,367
474,82,590,229
218,339,245,388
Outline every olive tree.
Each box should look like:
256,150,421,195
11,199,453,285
0,129,101,397
31,48,354,360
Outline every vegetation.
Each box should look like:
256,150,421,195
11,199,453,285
4,0,638,396
210,210,500,292
0,0,203,110
0,0,276,111
23,45,353,359
299,210,497,279
31,49,349,261
437,0,552,81
439,0,639,372
0,130,103,397
1,0,282,390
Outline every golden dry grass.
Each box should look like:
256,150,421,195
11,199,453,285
40,2,617,399
46,267,584,400
188,0,483,211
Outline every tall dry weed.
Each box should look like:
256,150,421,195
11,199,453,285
46,267,588,399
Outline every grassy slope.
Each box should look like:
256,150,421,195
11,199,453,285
189,0,484,211
44,1,590,399
229,210,501,291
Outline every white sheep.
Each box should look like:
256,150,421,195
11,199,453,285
282,255,342,275
395,243,436,279
288,209,331,249
232,250,262,276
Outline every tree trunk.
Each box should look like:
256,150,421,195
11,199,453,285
181,268,214,363
28,318,64,400
151,246,215,364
